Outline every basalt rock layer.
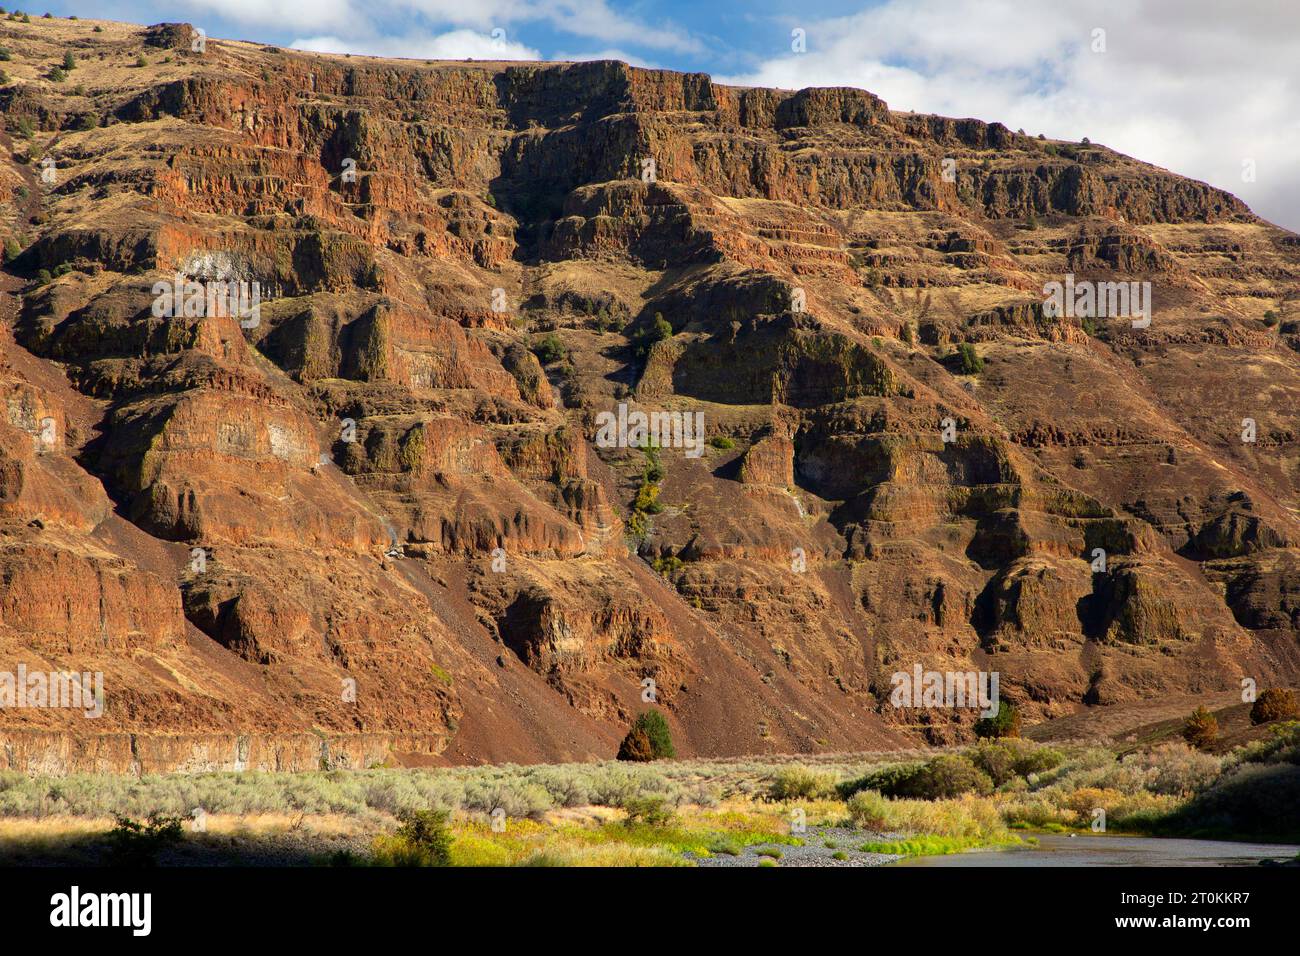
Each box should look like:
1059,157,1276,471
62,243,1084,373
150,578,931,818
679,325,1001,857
1,18,1298,772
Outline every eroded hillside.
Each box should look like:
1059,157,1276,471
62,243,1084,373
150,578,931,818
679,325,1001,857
1,17,1298,772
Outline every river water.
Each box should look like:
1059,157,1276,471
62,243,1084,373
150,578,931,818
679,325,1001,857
892,833,1300,867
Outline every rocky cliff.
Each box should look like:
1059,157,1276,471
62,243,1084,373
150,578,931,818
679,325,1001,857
1,17,1298,772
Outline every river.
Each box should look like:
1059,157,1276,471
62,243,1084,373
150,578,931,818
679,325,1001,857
891,833,1300,867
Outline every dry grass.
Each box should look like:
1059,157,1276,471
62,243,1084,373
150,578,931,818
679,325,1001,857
1,734,1288,863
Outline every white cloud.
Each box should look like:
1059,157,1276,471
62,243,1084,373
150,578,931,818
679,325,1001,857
292,29,540,61
720,0,1300,230
174,0,701,54
176,0,358,34
550,48,661,68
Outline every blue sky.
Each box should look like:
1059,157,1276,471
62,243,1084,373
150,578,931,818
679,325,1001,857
35,1,1300,229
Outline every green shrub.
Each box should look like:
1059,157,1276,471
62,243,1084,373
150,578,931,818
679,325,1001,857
843,756,993,800
632,312,673,357
48,66,66,82
61,51,75,70
1231,721,1300,767
974,700,1021,739
846,789,891,829
634,712,676,759
969,740,1063,784
970,741,1019,786
637,709,676,759
1251,689,1299,725
906,755,994,799
376,809,452,866
3,237,20,262
768,765,836,801
651,555,684,578
0,47,10,61
531,333,565,365
708,435,735,450
106,814,185,867
1136,743,1222,796
620,795,674,827
953,342,983,374
1012,745,1064,777
707,837,740,856
1164,763,1300,841
838,762,925,799
1182,707,1219,749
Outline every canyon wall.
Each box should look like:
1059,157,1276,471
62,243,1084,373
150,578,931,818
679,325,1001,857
0,18,1298,771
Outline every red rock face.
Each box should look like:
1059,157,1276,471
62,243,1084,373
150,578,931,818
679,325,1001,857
1,18,1298,771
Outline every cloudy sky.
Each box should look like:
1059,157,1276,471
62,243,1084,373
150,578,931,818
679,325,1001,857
47,0,1300,230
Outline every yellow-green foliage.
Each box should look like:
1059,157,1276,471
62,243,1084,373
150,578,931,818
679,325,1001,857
847,790,1011,846
768,765,838,801
1182,707,1219,748
364,421,425,473
859,834,1002,857
1063,786,1123,823
441,808,792,867
356,311,390,381
520,845,690,867
845,790,890,829
398,425,425,473
652,556,684,578
633,481,660,513
371,809,452,866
